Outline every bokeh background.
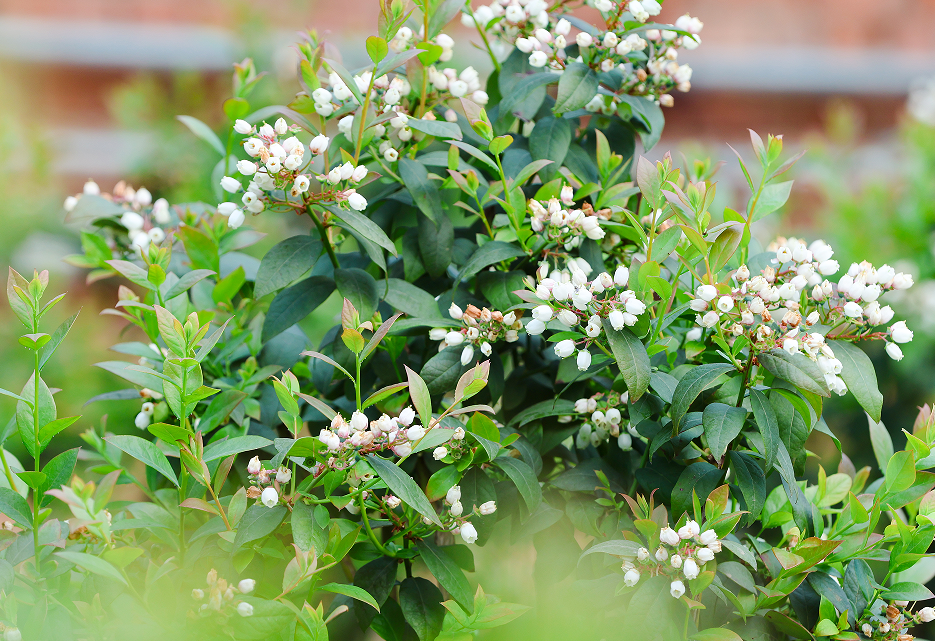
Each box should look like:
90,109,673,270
2,0,935,633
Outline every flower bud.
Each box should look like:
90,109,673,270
238,579,256,594
460,522,478,544
478,500,497,515
261,486,278,508
447,485,461,505
247,456,262,475
669,580,685,599
237,602,254,617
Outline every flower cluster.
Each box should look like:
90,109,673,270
466,0,702,109
315,407,469,462
689,238,915,394
63,180,172,254
525,263,648,370
221,118,370,227
527,187,608,249
431,303,522,365
858,601,933,640
624,520,723,599
311,33,485,164
191,569,256,618
245,454,292,508
0,625,20,641
565,391,634,451
444,485,497,545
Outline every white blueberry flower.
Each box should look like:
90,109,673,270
460,345,474,365
919,607,935,622
529,51,548,68
659,527,680,546
890,321,913,343
669,580,685,599
446,485,461,505
624,568,640,587
886,342,904,361
347,193,367,211
228,209,246,229
655,546,668,562
576,349,592,371
554,339,575,358
407,425,426,441
121,212,144,231
385,495,401,509
83,180,100,195
449,500,463,517
682,558,699,580
261,486,279,508
696,547,715,563
696,285,717,301
479,501,497,515
238,579,256,594
433,446,448,462
460,522,478,544
398,407,416,426
221,176,241,192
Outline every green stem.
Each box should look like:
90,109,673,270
355,357,362,411
494,153,529,252
305,200,340,268
735,351,755,408
32,347,41,579
359,495,394,557
0,448,17,493
353,73,377,165
470,9,501,73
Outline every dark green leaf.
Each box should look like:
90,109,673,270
327,205,397,256
416,540,473,610
758,349,831,397
384,279,441,318
336,268,379,321
670,363,735,431
367,455,442,526
0,487,32,528
828,340,883,422
262,275,335,342
671,461,723,519
106,434,179,487
399,158,442,224
728,451,765,523
420,348,463,396
457,241,525,282
202,435,272,462
255,236,322,298
750,388,780,471
703,403,747,460
529,117,571,182
39,447,78,507
399,577,445,641
493,456,541,511
553,63,598,114
233,504,287,550
405,118,462,141
418,213,454,279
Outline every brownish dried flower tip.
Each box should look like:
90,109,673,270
464,304,482,319
246,486,262,499
887,604,900,620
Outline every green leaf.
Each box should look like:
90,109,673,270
176,115,225,155
367,455,442,526
39,311,79,370
529,117,571,182
881,581,934,601
426,466,461,502
262,275,335,342
16,373,55,460
498,72,555,123
232,597,295,641
255,236,322,299
384,279,441,318
448,140,499,174
326,205,397,256
406,118,462,141
886,450,916,493
757,349,831,397
198,389,248,433
106,259,155,290
670,363,735,431
366,35,389,63
493,456,541,511
707,226,742,274
95,361,165,390
418,212,454,279
457,241,525,282
426,0,465,38
508,399,577,427
233,504,287,551
106,434,179,487
553,62,598,114
690,629,743,641
420,348,464,396
671,462,724,520
212,266,245,304
177,225,220,274
164,269,216,300
728,451,766,523
292,500,328,556
37,416,80,449
39,447,78,507
601,322,651,401
405,365,433,431
354,556,399,629
320,582,382,611
56,551,127,585
399,577,445,641
703,403,747,460
869,416,894,472
336,268,379,322
828,340,883,422
579,539,642,561
0,487,32,528
416,540,473,610
399,158,442,224
203,435,272,462
750,388,780,471
750,180,794,221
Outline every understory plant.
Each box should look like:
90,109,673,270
0,1,932,640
